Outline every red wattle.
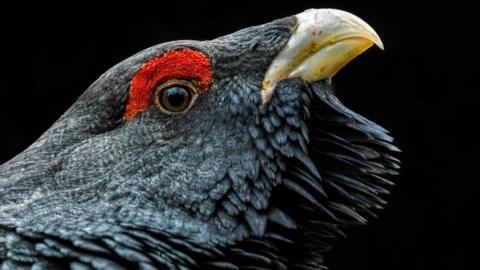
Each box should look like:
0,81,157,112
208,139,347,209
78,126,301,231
124,49,212,121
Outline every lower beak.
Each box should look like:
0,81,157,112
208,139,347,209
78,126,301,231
262,9,384,103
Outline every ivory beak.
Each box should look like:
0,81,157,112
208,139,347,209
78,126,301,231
262,9,384,103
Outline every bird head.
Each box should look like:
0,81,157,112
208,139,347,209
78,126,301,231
0,9,399,269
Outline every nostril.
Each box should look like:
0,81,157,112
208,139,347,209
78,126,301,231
250,40,261,51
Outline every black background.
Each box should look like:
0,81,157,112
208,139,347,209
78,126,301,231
0,1,478,269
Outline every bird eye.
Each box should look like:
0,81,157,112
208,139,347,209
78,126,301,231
159,86,191,112
154,80,198,114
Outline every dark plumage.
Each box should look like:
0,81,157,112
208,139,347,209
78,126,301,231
0,10,399,269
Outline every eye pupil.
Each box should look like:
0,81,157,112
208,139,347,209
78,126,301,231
159,86,192,113
165,87,188,107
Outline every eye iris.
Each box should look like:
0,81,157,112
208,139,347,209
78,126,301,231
160,86,191,112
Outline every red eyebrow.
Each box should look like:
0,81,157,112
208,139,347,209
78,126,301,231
124,48,212,121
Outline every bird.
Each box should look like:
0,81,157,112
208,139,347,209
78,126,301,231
0,8,400,270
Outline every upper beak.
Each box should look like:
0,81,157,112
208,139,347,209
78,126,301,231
261,9,383,103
